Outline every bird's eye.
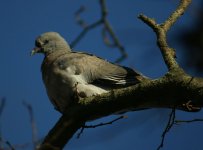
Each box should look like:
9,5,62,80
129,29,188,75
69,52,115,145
44,40,49,44
35,39,49,47
35,40,42,47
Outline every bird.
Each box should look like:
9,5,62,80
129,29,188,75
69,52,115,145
31,32,146,113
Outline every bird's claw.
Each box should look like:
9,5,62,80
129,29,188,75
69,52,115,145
182,100,201,112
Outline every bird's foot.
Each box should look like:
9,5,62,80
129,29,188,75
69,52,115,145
182,100,201,112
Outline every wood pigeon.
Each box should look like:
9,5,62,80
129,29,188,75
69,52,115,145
31,32,145,113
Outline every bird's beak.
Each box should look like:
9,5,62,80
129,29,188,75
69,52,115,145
30,47,41,56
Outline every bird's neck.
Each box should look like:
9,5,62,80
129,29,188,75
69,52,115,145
43,50,69,66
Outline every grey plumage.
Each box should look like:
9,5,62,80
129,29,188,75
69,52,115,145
32,32,144,113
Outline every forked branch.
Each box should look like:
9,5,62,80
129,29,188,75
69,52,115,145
138,0,192,71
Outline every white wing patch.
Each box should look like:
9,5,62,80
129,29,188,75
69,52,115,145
65,66,87,84
77,83,108,97
66,66,108,97
65,66,108,97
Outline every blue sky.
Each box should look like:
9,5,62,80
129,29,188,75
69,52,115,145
0,0,203,150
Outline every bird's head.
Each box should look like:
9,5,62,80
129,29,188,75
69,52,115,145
31,32,71,56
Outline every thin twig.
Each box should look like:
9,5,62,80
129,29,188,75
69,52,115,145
77,123,86,139
71,0,127,63
157,108,176,150
0,137,15,150
0,97,6,149
22,101,38,149
74,5,88,28
100,0,127,63
70,20,103,48
84,115,127,128
0,98,6,117
5,141,15,150
175,119,203,124
101,27,116,48
77,115,126,138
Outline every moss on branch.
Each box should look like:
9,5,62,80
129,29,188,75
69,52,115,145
38,71,203,150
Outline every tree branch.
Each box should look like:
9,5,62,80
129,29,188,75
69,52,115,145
70,0,127,63
157,108,176,150
38,74,203,150
37,0,202,149
138,0,192,71
77,115,126,138
175,119,203,124
162,0,192,32
23,101,38,149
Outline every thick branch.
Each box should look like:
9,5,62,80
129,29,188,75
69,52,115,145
38,115,84,150
38,73,203,150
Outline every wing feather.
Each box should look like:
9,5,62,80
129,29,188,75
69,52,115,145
55,51,142,88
